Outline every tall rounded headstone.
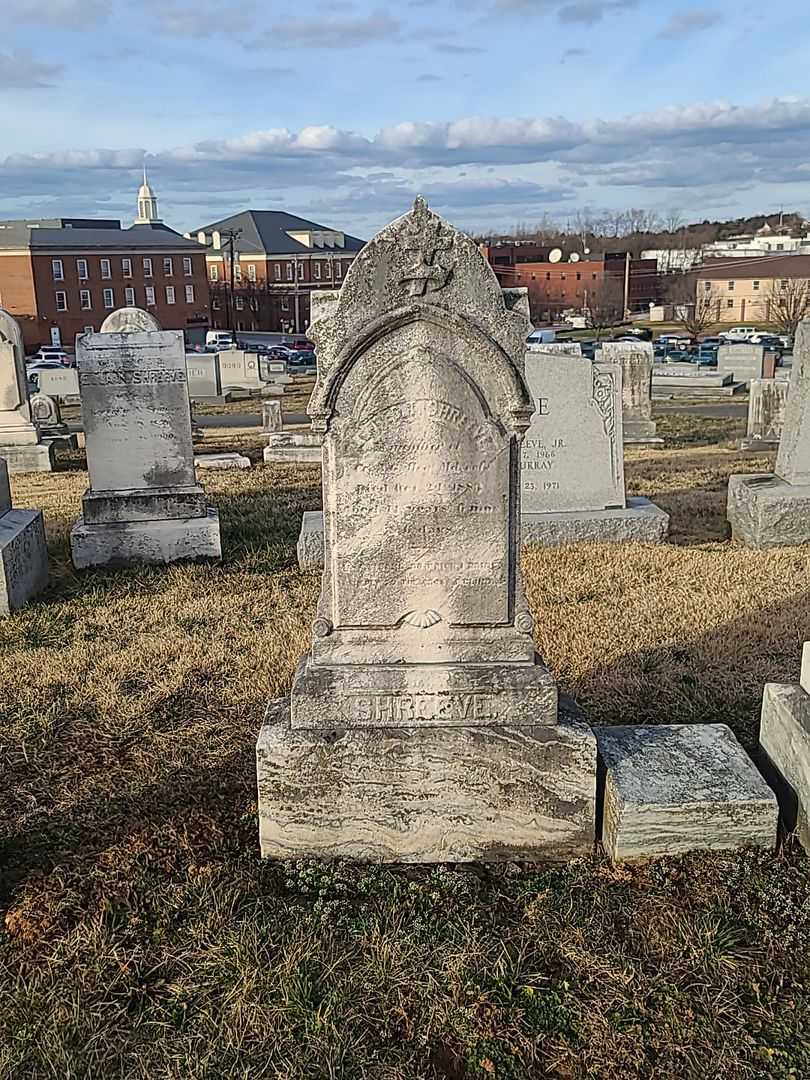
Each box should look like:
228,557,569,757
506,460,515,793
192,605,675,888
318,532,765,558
100,307,162,334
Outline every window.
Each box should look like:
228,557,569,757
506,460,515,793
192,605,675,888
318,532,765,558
210,264,219,281
143,257,153,277
286,263,294,281
274,263,281,281
165,285,175,304
235,296,244,310
281,297,289,311
781,279,789,289
250,298,258,311
247,263,256,282
703,281,712,291
163,257,173,276
103,288,114,309
777,244,784,251
77,259,88,280
561,273,566,280
55,290,67,311
728,281,735,291
80,289,92,310
314,263,321,280
145,286,156,306
212,297,221,310
83,326,94,333
576,272,581,281
727,299,734,308
101,259,111,279
753,280,760,291
52,259,64,280
335,262,342,279
122,258,132,278
185,284,195,304
125,287,135,306
234,263,242,281
297,262,306,279
183,256,193,276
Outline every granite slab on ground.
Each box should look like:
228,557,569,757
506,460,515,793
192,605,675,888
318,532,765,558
596,724,778,861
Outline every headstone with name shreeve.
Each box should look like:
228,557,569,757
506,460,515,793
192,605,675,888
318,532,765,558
70,313,221,568
739,377,789,451
599,340,662,445
257,198,596,863
728,321,810,546
0,455,48,615
521,353,669,544
0,308,54,473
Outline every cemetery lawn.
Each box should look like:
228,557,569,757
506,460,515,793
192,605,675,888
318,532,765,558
3,415,810,1080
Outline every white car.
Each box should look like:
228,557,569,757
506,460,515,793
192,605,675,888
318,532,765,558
29,348,71,366
718,326,758,342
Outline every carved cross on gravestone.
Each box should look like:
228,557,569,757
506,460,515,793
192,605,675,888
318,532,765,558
398,196,455,296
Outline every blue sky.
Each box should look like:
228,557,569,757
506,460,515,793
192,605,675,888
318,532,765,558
2,0,810,238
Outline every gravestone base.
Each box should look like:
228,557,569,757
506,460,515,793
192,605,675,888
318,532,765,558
596,724,778,862
759,682,810,853
70,508,221,569
0,443,54,474
257,696,596,863
522,497,669,546
42,431,79,451
0,509,48,615
727,473,810,547
737,437,779,453
193,453,251,470
263,433,322,465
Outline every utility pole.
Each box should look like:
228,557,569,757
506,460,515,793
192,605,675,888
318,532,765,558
220,228,242,336
623,250,631,319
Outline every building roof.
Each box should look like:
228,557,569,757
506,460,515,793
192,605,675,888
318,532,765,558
0,219,205,252
193,210,365,256
696,255,810,280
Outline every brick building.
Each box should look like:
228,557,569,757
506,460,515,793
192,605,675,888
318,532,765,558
190,210,365,333
695,255,810,323
0,177,210,351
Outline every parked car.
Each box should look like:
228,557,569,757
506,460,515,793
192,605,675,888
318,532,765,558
749,333,784,347
29,348,71,366
281,337,315,351
656,333,693,348
718,326,758,342
287,350,316,368
663,349,694,363
580,341,597,360
697,336,724,348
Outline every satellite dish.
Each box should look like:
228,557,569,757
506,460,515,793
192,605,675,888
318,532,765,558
569,252,581,263
584,247,591,255
549,248,563,264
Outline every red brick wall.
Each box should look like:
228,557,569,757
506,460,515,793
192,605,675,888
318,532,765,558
513,260,606,319
0,252,40,348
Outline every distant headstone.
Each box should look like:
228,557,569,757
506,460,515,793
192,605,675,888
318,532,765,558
101,307,162,334
257,198,596,863
520,352,668,544
717,344,774,385
728,321,810,545
70,315,222,568
29,391,76,449
218,350,263,392
599,341,661,444
0,309,54,473
194,452,250,470
262,400,282,433
36,366,80,402
185,353,223,401
527,341,583,356
739,378,789,451
0,455,48,615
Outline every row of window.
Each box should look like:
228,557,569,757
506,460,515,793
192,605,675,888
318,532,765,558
209,260,346,283
528,271,599,282
705,279,792,293
51,256,195,282
212,294,292,312
54,284,195,312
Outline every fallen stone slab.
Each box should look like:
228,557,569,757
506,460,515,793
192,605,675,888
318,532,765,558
194,452,251,470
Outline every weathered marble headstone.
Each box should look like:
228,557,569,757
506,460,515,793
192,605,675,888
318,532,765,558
728,321,810,546
70,311,221,568
520,352,668,544
37,366,80,403
29,391,77,450
185,353,223,402
262,400,282,433
263,431,322,465
218,350,263,392
257,199,596,863
101,307,161,334
739,377,789,451
0,308,54,473
759,641,810,853
717,344,774,385
599,341,661,444
527,341,583,356
0,456,48,615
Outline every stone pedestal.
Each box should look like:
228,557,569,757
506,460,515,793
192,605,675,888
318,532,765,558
597,724,778,861
258,697,595,862
0,458,48,615
263,432,322,465
727,473,810,547
0,310,54,474
194,453,251,470
70,320,221,569
1,442,55,474
738,377,788,451
522,497,669,546
759,645,810,853
600,341,662,445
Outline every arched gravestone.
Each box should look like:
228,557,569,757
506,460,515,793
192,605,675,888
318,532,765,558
257,198,597,863
0,308,54,473
100,307,162,334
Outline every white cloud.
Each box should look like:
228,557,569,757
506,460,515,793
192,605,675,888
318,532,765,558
0,52,64,89
657,9,722,39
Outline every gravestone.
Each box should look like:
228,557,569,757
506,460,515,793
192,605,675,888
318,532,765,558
0,456,48,615
521,352,668,544
29,391,77,450
527,341,583,356
102,307,161,334
599,341,662,444
257,198,596,863
0,308,54,473
728,321,810,546
70,311,221,568
262,400,282,433
37,366,80,403
717,344,775,385
739,377,789,451
218,350,263,392
185,353,223,402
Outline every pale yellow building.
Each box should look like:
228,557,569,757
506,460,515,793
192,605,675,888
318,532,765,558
696,255,810,323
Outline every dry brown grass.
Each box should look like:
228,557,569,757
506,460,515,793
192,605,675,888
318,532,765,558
1,415,810,1079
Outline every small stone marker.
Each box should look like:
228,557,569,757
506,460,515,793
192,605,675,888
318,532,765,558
597,724,778,861
728,321,810,546
70,310,221,569
29,392,77,449
0,456,48,616
599,341,662,445
527,341,583,356
717,344,775,385
36,366,80,402
0,308,54,473
739,377,789,451
257,198,597,863
520,352,668,545
262,400,282,433
193,452,251,470
186,354,223,402
759,642,810,853
218,350,263,392
263,431,322,465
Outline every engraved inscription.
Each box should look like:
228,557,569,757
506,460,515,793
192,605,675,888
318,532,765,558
82,369,187,387
350,692,501,724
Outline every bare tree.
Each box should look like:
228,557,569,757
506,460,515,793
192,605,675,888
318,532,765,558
765,278,810,338
584,275,626,339
664,274,717,336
